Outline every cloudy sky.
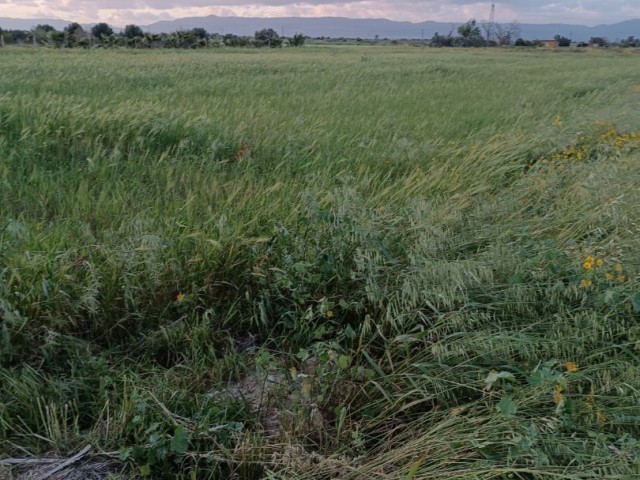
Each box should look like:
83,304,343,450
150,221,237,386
1,1,639,26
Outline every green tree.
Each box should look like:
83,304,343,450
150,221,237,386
91,22,114,39
64,22,85,47
64,22,84,35
457,20,485,47
554,35,571,47
291,33,306,47
124,24,144,39
515,38,534,47
254,28,281,48
35,24,56,33
430,32,453,47
589,36,608,47
191,28,208,39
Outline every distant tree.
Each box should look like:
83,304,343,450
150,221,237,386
254,28,281,47
223,34,251,47
515,38,534,47
589,36,608,47
9,29,28,44
457,20,486,47
124,24,144,39
64,22,84,35
30,24,58,45
494,22,520,46
191,27,208,39
91,22,114,39
35,24,56,33
430,31,453,47
480,20,494,44
63,22,85,47
621,35,639,47
290,33,305,47
0,27,4,48
49,30,66,47
554,35,571,47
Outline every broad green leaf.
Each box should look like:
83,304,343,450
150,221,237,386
337,355,350,369
170,425,189,454
496,395,518,417
484,371,515,390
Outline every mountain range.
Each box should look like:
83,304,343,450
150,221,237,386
1,15,640,42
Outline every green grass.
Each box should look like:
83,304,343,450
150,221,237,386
1,45,639,479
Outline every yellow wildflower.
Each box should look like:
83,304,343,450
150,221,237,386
325,310,335,318
553,386,564,404
614,264,623,273
583,260,593,270
566,361,578,373
176,293,185,302
552,116,562,126
581,278,592,289
605,272,614,281
596,258,603,268
617,275,625,283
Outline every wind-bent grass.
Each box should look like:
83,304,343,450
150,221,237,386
1,46,639,478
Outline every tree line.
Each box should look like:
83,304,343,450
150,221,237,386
0,23,306,49
429,19,640,48
1,19,638,49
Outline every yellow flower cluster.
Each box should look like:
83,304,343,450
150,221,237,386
553,385,564,404
565,361,578,373
581,256,626,288
600,127,640,152
612,131,640,151
609,263,626,283
582,256,603,270
550,144,586,162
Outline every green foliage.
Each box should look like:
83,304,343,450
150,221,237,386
254,28,282,47
456,19,486,47
555,34,572,47
91,22,114,38
124,24,144,39
291,33,306,47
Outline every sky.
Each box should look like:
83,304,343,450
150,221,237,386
1,1,639,26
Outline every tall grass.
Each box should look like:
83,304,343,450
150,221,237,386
1,45,639,478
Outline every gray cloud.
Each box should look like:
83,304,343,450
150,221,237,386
1,0,639,25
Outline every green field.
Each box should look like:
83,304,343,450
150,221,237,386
1,46,639,479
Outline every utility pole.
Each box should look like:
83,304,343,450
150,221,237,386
488,3,495,43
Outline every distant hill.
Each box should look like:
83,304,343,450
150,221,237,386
2,15,640,42
0,17,71,31
145,16,640,42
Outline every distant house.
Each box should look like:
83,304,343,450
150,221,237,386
540,40,558,48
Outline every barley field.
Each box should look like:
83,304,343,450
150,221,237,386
0,46,639,479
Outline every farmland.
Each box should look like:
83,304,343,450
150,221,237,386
1,46,639,478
